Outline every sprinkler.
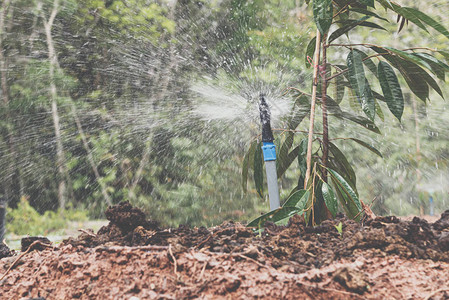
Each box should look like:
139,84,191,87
259,94,281,210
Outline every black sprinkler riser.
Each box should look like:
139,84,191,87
259,94,274,143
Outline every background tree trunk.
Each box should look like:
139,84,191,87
42,0,68,210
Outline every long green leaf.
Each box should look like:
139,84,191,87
349,8,389,22
326,96,381,133
407,7,449,40
283,189,309,209
391,5,428,32
345,138,383,157
347,50,366,99
247,207,302,228
305,37,316,68
412,52,449,81
277,145,300,178
358,0,375,8
384,47,433,71
348,49,378,78
384,52,444,99
242,140,257,193
322,182,337,217
288,95,310,129
254,142,264,198
329,142,357,189
327,168,362,219
360,78,375,121
371,47,429,101
375,100,385,121
334,72,345,103
438,50,449,61
328,16,371,43
313,0,333,35
297,138,308,177
378,61,404,121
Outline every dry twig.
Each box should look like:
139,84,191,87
424,288,449,300
0,240,52,281
168,244,179,279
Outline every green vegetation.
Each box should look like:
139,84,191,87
0,0,448,235
6,197,88,236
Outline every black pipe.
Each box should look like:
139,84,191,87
259,94,274,143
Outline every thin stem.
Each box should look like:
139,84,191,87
321,34,329,183
284,87,312,97
271,128,324,136
333,4,349,19
304,29,321,190
311,162,317,226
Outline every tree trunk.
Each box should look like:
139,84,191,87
0,0,21,203
42,0,67,210
129,0,179,198
71,104,112,206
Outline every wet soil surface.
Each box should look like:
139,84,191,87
1,201,449,299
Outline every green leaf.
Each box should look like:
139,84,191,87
313,0,333,34
328,142,357,189
322,182,337,217
347,50,366,101
283,189,309,209
328,16,371,42
438,50,449,61
352,49,377,77
254,142,264,198
375,100,385,122
334,73,345,103
406,7,449,40
377,61,404,121
327,168,362,219
384,52,443,99
325,96,381,134
297,138,308,177
358,0,374,8
412,53,449,81
242,140,257,193
371,47,429,101
277,145,300,178
247,207,302,228
349,8,389,22
288,95,310,129
384,47,433,71
392,6,428,32
305,37,316,68
345,138,383,158
360,79,375,121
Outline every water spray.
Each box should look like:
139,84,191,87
259,94,281,210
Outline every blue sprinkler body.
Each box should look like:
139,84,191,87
261,142,276,161
259,94,281,210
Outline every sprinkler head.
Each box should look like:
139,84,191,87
259,93,274,143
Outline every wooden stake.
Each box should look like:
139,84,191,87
304,29,322,189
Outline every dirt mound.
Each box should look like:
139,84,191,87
1,202,449,299
64,204,449,268
0,242,13,259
